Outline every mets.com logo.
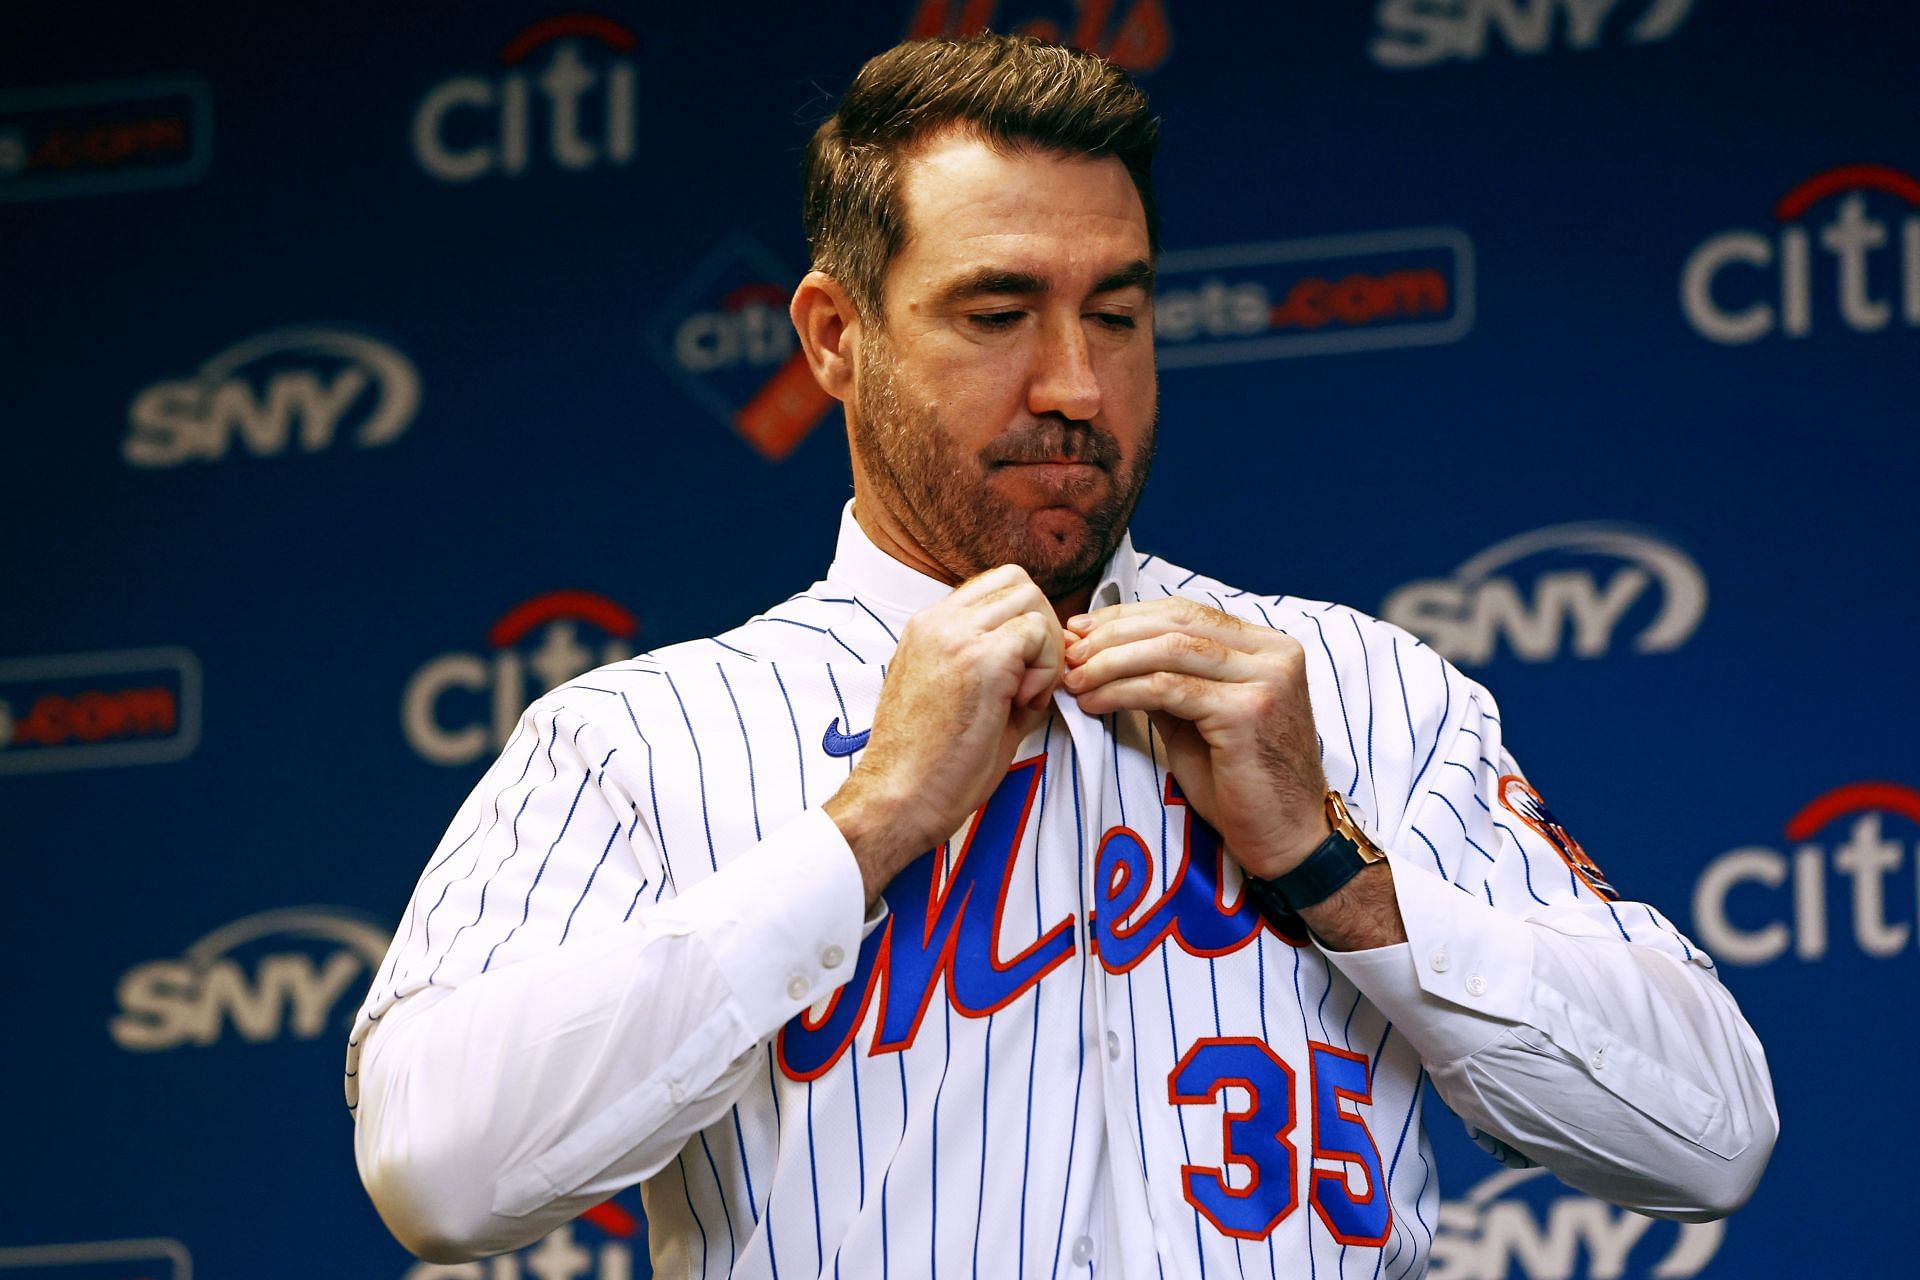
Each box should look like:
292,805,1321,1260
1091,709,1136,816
1681,163,1920,344
125,325,420,468
1694,781,1920,966
0,1237,191,1279
0,648,200,776
403,590,639,766
1430,1166,1722,1279
111,906,391,1051
1152,227,1474,367
403,1194,644,1279
1381,522,1706,667
0,74,210,203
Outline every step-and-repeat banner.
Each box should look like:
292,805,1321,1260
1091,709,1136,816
3,2,1914,1276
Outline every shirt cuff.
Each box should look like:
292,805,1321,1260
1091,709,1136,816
1318,856,1538,1063
649,805,874,1043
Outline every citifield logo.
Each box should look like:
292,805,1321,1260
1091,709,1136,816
906,0,1171,73
125,325,420,468
1381,523,1706,667
403,1195,644,1280
647,236,835,460
111,907,391,1051
1370,0,1694,69
1681,164,1920,344
1694,782,1920,966
402,590,638,766
412,13,638,183
1431,1166,1721,1279
1152,228,1473,366
0,648,200,775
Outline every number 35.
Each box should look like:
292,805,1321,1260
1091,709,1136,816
1167,1037,1392,1244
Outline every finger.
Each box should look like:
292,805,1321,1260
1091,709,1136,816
947,563,1042,613
955,573,1056,634
1070,668,1238,721
986,609,1060,691
1065,630,1269,696
1067,599,1267,663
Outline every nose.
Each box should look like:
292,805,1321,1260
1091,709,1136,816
1027,314,1102,423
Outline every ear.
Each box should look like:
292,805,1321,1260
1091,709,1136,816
790,270,862,403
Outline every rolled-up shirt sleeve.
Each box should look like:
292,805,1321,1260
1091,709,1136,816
347,696,875,1261
1318,680,1778,1221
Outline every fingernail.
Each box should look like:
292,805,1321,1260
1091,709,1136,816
1066,615,1089,630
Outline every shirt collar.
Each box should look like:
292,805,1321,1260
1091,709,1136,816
824,500,1140,628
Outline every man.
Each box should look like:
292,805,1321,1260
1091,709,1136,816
349,33,1775,1276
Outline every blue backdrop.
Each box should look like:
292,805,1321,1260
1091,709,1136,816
4,2,1915,1276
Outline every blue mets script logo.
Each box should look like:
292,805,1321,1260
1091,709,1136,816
777,758,1308,1077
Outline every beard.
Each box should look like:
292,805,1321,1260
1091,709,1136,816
849,332,1156,599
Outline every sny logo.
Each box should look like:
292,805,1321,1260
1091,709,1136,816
646,236,836,460
403,590,639,766
1681,163,1920,345
111,907,391,1051
1693,781,1920,966
1152,228,1473,367
1430,1165,1721,1279
125,325,420,468
1370,0,1694,70
1381,522,1706,667
402,1193,644,1280
0,648,200,776
906,0,1172,74
413,14,638,184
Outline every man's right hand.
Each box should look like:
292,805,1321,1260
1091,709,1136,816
824,564,1065,904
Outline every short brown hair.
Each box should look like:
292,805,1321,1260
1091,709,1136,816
803,33,1160,321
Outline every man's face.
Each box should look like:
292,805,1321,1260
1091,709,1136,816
846,133,1158,598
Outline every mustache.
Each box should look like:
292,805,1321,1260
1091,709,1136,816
980,418,1122,468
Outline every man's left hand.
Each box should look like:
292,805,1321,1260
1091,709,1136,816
1062,598,1330,879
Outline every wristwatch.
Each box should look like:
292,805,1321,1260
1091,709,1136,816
1245,791,1386,916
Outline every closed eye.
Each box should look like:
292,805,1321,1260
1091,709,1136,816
970,311,1025,330
1090,312,1137,330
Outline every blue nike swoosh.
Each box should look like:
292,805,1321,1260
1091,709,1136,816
822,718,871,757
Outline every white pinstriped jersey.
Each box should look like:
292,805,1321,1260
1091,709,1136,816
350,507,1756,1278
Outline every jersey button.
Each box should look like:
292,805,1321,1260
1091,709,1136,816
821,944,846,969
1070,1236,1094,1266
786,975,810,1001
1465,973,1487,996
1105,1030,1121,1061
1429,947,1451,973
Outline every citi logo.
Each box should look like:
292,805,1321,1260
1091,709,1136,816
400,1196,642,1280
1381,522,1706,667
1370,0,1694,70
1153,228,1474,367
111,907,391,1051
412,14,638,184
1432,1165,1722,1279
124,325,420,468
647,236,835,460
1693,782,1920,966
1681,164,1920,344
402,590,638,766
905,0,1172,74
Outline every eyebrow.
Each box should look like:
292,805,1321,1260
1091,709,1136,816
935,258,1155,305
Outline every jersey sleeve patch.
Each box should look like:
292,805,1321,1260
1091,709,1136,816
1497,774,1617,901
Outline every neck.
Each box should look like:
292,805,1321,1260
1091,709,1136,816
850,495,1097,626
